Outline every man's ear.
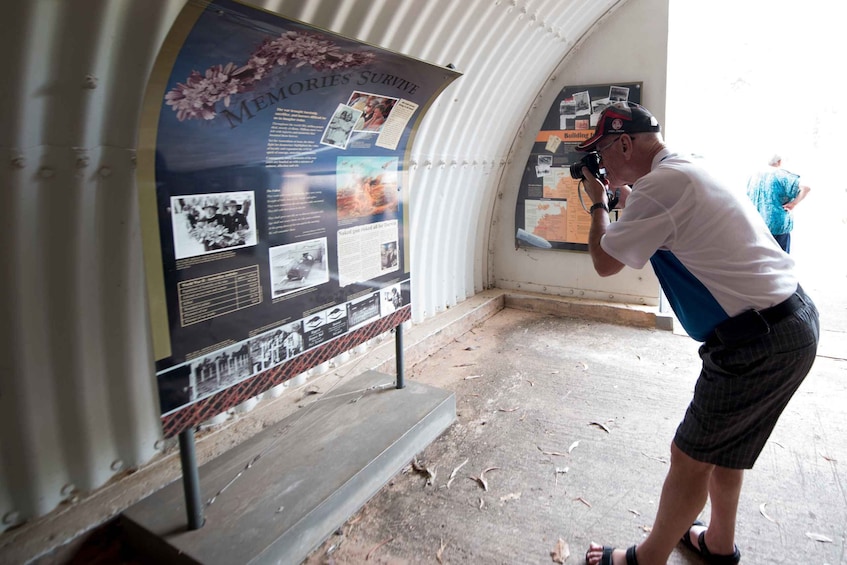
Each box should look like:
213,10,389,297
620,134,634,159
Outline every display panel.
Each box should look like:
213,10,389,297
137,0,460,436
515,82,642,251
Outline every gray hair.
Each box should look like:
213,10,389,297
768,154,782,166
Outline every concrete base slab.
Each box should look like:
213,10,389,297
121,370,455,565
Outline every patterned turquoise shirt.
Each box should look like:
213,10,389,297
746,167,800,235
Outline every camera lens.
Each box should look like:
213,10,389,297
569,162,585,180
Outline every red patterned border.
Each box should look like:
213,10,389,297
161,306,411,438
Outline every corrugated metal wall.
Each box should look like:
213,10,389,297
0,0,624,537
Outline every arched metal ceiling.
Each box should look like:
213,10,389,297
0,0,627,549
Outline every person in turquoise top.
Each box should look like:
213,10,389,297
745,155,811,253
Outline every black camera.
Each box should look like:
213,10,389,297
569,151,605,182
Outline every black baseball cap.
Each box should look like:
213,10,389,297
576,102,661,151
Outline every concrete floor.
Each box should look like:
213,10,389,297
28,288,846,565
301,306,847,565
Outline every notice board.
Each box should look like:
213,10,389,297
137,0,460,437
514,82,642,251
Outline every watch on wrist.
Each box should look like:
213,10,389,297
589,201,609,214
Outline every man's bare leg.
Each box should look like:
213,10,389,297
585,442,714,565
686,466,743,555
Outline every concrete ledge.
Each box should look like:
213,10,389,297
121,370,455,565
504,290,661,329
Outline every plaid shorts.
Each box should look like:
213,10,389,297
674,288,820,469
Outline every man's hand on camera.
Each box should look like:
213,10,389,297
581,167,609,206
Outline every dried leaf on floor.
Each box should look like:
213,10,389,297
470,466,500,491
366,537,394,560
300,387,321,400
538,446,568,457
436,538,446,564
805,532,833,543
759,502,776,523
628,508,641,516
640,525,652,533
464,345,479,351
347,513,363,526
550,538,570,563
577,362,588,370
568,440,580,453
412,457,437,486
500,492,521,502
498,407,519,412
478,497,485,509
554,467,569,486
574,496,591,508
589,421,610,433
819,452,837,462
640,451,668,464
446,458,469,489
464,374,482,380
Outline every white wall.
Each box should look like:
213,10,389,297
493,0,669,306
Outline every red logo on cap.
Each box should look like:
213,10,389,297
611,118,623,131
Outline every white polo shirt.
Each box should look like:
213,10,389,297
601,148,797,341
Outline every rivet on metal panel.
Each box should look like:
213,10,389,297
61,483,77,496
450,160,457,167
110,459,124,472
154,439,166,450
2,511,20,525
98,166,112,178
74,149,89,169
130,150,137,168
83,74,98,89
38,167,54,178
462,160,469,167
11,156,25,168
409,159,417,167
438,159,446,168
579,291,585,296
609,295,614,300
423,160,432,169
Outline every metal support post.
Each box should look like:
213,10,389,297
395,323,405,389
178,427,205,530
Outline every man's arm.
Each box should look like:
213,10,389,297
582,174,625,277
783,183,810,211
588,205,625,277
